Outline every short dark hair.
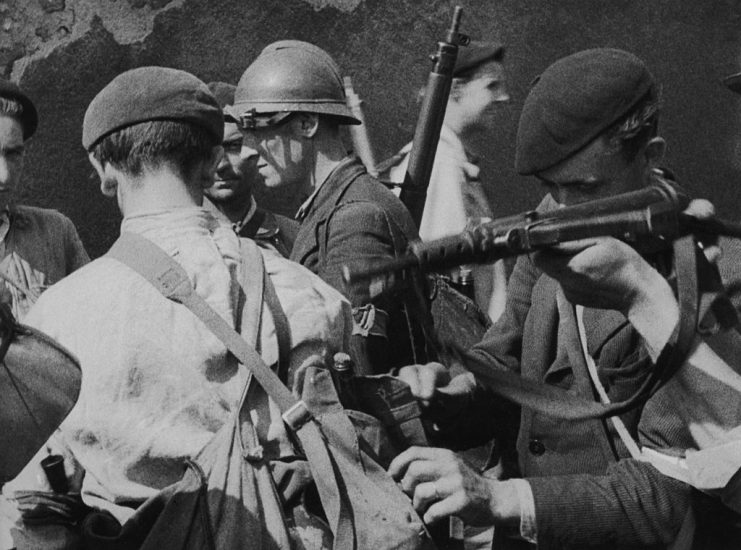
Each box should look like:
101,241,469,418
91,119,218,178
603,87,660,162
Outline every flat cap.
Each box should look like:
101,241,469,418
0,78,38,140
83,66,223,151
207,81,236,109
516,48,655,175
723,72,741,94
454,41,504,78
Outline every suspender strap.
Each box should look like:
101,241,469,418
107,232,356,549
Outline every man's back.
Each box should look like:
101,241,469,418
6,207,350,538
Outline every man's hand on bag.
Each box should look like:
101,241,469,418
388,446,520,527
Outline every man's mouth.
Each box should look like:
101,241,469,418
213,178,237,186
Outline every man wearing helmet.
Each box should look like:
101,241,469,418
229,40,429,375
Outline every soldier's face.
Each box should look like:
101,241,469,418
453,60,509,132
204,122,256,205
0,115,24,207
240,117,307,190
535,135,660,206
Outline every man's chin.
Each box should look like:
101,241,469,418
204,190,235,203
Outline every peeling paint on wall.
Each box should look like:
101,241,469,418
300,0,363,12
0,0,739,258
1,0,185,79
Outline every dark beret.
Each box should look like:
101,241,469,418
0,78,38,140
82,66,223,151
516,48,655,175
454,41,505,78
206,81,236,109
723,72,741,94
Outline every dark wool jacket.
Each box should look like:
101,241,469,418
290,156,427,373
468,250,690,550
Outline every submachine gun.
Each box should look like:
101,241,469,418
344,181,741,420
345,181,741,294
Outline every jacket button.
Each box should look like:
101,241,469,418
528,439,546,456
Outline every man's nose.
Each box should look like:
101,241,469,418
240,140,259,162
216,152,231,173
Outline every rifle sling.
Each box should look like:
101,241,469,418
446,235,700,420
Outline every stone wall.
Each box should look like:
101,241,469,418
2,0,740,257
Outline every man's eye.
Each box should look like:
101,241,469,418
223,142,242,153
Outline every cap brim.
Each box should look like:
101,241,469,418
227,101,361,125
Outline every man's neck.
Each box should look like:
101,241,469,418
118,169,202,218
217,193,254,224
303,138,348,195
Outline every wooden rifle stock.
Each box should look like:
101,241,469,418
399,6,470,227
344,76,379,177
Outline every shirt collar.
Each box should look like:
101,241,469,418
294,156,355,222
233,196,257,233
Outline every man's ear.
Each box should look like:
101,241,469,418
88,154,118,197
201,145,224,189
293,113,319,138
644,136,666,166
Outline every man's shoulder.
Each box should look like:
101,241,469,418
24,256,134,329
335,173,417,232
13,204,75,227
260,245,347,305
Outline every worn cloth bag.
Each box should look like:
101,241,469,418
81,382,295,550
87,232,435,550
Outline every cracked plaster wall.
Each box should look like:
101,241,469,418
1,0,740,257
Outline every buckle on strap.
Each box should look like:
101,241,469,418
282,400,313,430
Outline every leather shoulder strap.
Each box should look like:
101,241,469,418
107,232,302,417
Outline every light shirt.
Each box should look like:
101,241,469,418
4,206,351,529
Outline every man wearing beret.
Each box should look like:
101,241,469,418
387,40,510,321
0,79,88,320
203,81,298,257
2,66,350,548
230,40,429,375
390,49,712,549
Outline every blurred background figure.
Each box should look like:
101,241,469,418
204,81,298,257
0,78,88,320
385,41,510,321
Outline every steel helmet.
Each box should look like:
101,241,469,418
227,40,360,127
